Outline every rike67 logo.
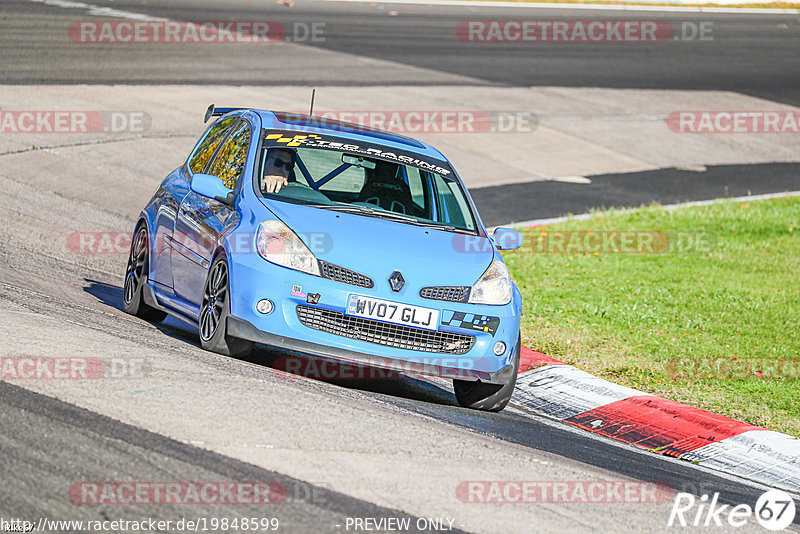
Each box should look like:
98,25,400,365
668,490,796,531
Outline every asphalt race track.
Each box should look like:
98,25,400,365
5,0,800,106
472,162,800,226
1,0,799,532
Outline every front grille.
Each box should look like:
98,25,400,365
420,286,470,303
296,305,475,355
319,261,374,288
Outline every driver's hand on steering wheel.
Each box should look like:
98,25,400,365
263,174,289,193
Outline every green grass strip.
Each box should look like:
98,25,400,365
506,197,800,436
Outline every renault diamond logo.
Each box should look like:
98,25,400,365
388,271,405,292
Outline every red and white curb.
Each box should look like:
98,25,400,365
514,346,800,494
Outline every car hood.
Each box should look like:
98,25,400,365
260,200,495,291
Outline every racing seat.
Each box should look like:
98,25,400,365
356,160,416,215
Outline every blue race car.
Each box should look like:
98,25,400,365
124,106,524,411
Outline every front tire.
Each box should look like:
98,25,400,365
123,223,167,323
453,334,521,412
199,254,253,357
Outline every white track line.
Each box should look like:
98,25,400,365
27,0,167,20
317,0,800,15
496,190,800,229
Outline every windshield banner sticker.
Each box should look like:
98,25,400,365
265,132,452,176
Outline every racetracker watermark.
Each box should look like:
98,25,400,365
0,111,150,134
0,357,151,380
452,231,716,254
457,480,674,504
67,231,332,256
287,111,539,134
69,482,287,505
272,356,477,381
4,517,279,533
665,356,800,381
667,111,800,134
68,21,325,43
456,20,712,43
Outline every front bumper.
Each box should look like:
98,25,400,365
227,316,519,384
226,253,522,383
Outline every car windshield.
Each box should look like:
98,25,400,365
256,130,477,233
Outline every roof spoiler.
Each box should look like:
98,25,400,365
204,104,245,123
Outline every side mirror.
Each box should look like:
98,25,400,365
491,227,523,251
190,173,235,208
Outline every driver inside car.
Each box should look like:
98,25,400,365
261,148,297,193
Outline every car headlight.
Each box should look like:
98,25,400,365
256,220,320,276
468,260,511,305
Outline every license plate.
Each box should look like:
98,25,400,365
346,294,440,331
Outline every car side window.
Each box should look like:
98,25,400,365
188,117,237,174
207,121,251,190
